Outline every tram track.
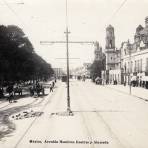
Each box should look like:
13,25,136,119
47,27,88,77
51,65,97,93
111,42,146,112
72,81,128,148
72,83,96,148
78,82,133,148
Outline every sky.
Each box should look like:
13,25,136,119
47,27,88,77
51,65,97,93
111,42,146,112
0,0,148,70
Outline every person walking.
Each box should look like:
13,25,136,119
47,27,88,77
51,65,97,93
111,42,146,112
49,84,53,92
52,81,55,88
8,92,14,103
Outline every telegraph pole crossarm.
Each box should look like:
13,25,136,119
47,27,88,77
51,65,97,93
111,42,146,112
40,41,95,45
40,39,97,115
39,0,97,116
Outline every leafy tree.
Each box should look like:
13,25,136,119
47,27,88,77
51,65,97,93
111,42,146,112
0,25,54,85
90,58,106,82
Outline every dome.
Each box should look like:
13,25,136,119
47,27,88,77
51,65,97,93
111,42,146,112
136,25,144,33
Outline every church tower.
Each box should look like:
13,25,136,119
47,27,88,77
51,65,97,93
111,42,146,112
106,25,115,49
94,41,103,61
105,25,116,70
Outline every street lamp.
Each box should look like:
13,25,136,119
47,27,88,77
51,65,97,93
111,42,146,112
127,39,132,94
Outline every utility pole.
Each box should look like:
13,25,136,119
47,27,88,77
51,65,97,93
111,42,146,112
64,0,72,115
64,27,72,114
41,41,95,115
40,0,95,115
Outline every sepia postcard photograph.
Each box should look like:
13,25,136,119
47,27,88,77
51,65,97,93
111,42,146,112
0,0,148,148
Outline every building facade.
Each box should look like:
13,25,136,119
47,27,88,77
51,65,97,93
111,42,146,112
102,25,122,84
121,17,148,85
101,16,148,85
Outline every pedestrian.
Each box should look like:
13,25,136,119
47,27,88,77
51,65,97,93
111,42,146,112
29,86,34,96
0,87,4,98
52,81,55,88
49,84,53,92
8,92,14,103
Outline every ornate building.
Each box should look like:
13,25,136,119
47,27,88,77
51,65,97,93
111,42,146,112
102,16,148,85
121,17,148,85
105,25,120,70
102,25,122,84
94,41,105,61
134,17,148,49
106,25,115,49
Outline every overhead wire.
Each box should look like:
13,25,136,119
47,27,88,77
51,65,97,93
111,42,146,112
1,0,26,27
107,0,128,23
1,0,40,46
99,0,128,30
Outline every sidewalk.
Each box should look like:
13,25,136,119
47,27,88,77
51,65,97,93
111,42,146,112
0,81,58,141
106,84,148,101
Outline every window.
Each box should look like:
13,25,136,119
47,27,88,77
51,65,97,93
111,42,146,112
128,62,129,73
146,58,148,72
137,60,139,73
135,61,137,72
110,40,112,48
124,63,127,73
131,61,133,73
140,59,142,72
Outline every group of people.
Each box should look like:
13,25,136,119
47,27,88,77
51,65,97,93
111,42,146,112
29,82,45,97
0,78,57,103
29,79,56,97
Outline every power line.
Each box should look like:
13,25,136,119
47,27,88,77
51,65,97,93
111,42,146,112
106,0,128,24
1,0,25,26
111,0,128,19
1,0,41,49
98,0,128,31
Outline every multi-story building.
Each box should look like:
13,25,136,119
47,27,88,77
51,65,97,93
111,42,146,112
121,16,148,84
101,16,148,85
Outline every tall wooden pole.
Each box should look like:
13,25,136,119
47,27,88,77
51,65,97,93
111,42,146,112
65,0,72,114
64,27,72,113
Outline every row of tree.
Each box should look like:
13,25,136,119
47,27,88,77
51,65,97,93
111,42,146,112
0,25,54,85
90,59,106,82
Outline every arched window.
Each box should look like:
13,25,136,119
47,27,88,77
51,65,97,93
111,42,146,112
110,40,112,48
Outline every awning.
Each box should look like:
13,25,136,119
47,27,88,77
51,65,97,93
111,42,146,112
131,76,137,81
141,76,148,81
95,77,101,81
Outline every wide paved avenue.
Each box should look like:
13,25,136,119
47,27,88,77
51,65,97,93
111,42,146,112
1,80,148,148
